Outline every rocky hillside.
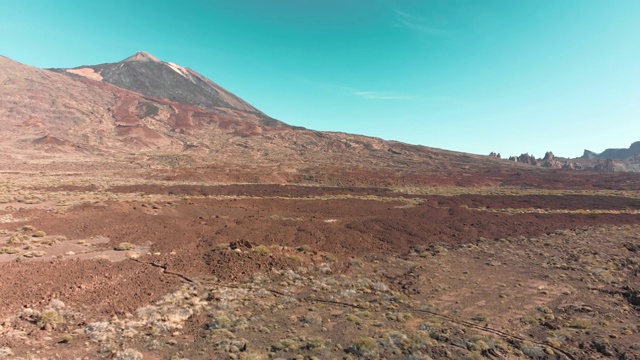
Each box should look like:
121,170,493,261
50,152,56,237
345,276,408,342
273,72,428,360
0,54,524,186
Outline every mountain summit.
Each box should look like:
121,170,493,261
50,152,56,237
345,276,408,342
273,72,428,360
57,51,268,120
122,51,162,63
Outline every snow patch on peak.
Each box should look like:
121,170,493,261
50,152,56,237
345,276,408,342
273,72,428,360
121,52,195,82
166,62,191,78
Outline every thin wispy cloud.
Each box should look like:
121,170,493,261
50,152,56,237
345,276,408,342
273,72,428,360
394,10,452,36
297,80,420,101
353,91,419,101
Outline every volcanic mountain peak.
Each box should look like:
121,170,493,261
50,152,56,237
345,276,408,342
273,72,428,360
56,51,267,117
122,51,192,79
122,51,187,74
122,51,162,63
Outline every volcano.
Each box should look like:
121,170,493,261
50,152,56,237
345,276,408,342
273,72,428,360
0,52,608,187
56,51,273,122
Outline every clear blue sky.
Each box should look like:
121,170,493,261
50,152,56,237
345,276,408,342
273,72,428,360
2,0,639,158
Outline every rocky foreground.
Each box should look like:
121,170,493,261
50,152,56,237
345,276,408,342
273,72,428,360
0,171,638,359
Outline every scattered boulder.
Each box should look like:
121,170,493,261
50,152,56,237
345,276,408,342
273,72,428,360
626,289,640,306
229,240,253,250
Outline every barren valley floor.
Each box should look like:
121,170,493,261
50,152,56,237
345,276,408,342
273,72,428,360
0,170,638,359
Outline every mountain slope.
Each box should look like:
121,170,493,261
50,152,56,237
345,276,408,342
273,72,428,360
1,54,557,186
0,54,281,154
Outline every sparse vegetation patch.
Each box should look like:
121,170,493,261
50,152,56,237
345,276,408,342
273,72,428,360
114,242,136,251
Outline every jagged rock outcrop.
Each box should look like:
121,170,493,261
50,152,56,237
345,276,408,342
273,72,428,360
541,159,562,169
594,158,616,173
506,151,572,170
517,153,538,166
488,152,501,159
505,145,639,172
539,152,562,168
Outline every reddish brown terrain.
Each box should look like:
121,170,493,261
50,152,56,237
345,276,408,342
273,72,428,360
0,54,638,359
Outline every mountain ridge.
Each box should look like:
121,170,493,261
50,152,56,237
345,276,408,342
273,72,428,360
582,141,640,160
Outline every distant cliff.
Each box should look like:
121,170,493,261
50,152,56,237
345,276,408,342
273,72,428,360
582,141,640,160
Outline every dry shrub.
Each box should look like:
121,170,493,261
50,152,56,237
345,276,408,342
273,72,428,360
115,242,136,251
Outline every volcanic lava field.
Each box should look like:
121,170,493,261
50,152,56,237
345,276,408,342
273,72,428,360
0,169,638,360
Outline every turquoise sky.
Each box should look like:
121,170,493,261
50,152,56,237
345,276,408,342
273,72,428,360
2,0,639,157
